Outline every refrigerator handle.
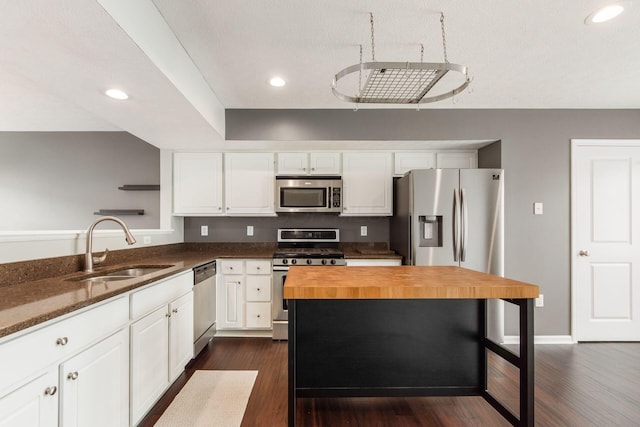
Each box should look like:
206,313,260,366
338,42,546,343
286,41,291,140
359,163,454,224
408,215,414,265
460,188,467,262
452,189,459,262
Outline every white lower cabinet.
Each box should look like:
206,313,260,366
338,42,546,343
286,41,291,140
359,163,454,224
59,329,129,427
0,370,58,427
130,271,194,426
0,296,129,427
217,259,272,332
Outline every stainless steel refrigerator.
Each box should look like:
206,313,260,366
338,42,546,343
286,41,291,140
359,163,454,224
390,168,504,340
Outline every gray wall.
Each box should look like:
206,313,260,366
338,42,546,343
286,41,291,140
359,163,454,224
226,108,640,336
0,132,160,230
185,215,389,243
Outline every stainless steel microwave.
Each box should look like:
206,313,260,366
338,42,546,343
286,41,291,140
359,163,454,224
275,176,342,213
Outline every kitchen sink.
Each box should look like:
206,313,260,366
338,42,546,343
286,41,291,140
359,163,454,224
67,265,174,282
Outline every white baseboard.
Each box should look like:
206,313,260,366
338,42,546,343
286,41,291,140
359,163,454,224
503,335,576,345
214,330,273,338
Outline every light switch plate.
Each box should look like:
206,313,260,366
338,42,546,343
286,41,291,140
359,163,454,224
143,236,151,245
536,294,544,307
200,225,208,236
247,225,254,236
360,226,367,236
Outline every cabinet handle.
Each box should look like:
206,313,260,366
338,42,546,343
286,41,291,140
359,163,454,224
67,372,79,380
56,337,69,346
44,386,57,396
172,308,178,314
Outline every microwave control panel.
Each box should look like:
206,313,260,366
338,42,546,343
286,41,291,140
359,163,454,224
332,188,341,208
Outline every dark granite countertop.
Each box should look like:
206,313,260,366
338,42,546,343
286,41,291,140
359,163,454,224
0,242,399,339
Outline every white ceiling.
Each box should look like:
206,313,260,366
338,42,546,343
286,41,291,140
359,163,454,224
1,1,638,149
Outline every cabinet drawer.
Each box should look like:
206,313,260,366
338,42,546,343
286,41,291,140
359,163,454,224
130,271,193,320
245,275,271,302
245,303,271,329
219,260,244,275
246,260,271,275
0,296,128,395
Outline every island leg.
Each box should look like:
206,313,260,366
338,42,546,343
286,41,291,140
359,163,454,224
519,298,534,426
288,300,296,427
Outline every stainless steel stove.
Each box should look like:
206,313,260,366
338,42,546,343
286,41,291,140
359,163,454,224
272,228,345,340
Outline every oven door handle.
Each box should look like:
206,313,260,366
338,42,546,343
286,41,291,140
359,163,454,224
273,266,290,272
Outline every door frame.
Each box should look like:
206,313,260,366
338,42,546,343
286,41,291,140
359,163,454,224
570,139,640,341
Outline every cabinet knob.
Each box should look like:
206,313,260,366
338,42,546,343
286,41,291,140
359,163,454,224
256,266,261,270
256,288,261,292
67,371,79,380
311,167,316,171
44,386,57,396
166,312,171,318
56,337,69,346
218,207,222,211
172,308,178,313
579,250,590,257
257,314,261,318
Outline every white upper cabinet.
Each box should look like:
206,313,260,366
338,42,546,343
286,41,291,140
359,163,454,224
342,152,393,216
225,153,275,215
277,152,341,175
436,151,478,169
394,152,436,176
173,152,224,215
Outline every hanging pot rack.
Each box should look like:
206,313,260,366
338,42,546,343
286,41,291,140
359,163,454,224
331,12,471,105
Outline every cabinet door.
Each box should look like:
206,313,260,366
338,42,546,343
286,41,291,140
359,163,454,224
394,152,435,176
59,329,129,427
277,152,308,175
0,370,58,427
173,152,224,214
169,292,194,381
225,153,275,215
217,276,244,329
342,152,393,215
309,152,341,175
130,306,169,426
436,151,477,169
245,302,272,329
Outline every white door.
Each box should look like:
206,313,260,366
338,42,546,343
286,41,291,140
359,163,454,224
572,140,640,341
130,306,169,425
59,329,129,427
168,292,194,381
0,371,58,427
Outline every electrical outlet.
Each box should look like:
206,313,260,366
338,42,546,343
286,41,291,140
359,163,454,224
143,236,151,245
536,294,544,307
534,202,544,215
247,225,254,236
200,225,208,236
360,226,368,236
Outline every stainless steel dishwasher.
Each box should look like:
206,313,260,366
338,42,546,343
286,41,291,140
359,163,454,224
193,261,216,357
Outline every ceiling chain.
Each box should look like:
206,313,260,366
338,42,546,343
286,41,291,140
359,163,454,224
440,12,448,63
369,12,376,61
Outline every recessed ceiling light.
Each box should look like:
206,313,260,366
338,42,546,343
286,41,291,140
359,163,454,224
269,77,286,87
586,3,626,24
105,88,129,100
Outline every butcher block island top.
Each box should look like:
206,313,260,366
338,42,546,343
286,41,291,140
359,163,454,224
284,266,539,300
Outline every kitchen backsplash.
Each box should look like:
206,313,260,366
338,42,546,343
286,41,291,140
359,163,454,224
184,214,390,243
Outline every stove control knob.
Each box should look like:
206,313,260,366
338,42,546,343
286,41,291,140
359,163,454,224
306,259,313,265
321,259,328,265
330,259,337,265
282,259,288,265
291,259,297,265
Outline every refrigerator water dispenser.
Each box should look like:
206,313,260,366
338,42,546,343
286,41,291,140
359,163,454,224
419,216,442,247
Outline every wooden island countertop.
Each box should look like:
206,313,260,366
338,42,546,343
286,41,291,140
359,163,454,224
284,266,539,300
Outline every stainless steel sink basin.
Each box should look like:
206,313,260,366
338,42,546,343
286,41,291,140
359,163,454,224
105,266,172,277
76,275,133,282
68,264,174,282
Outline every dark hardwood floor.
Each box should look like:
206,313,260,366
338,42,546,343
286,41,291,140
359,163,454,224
139,338,640,426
